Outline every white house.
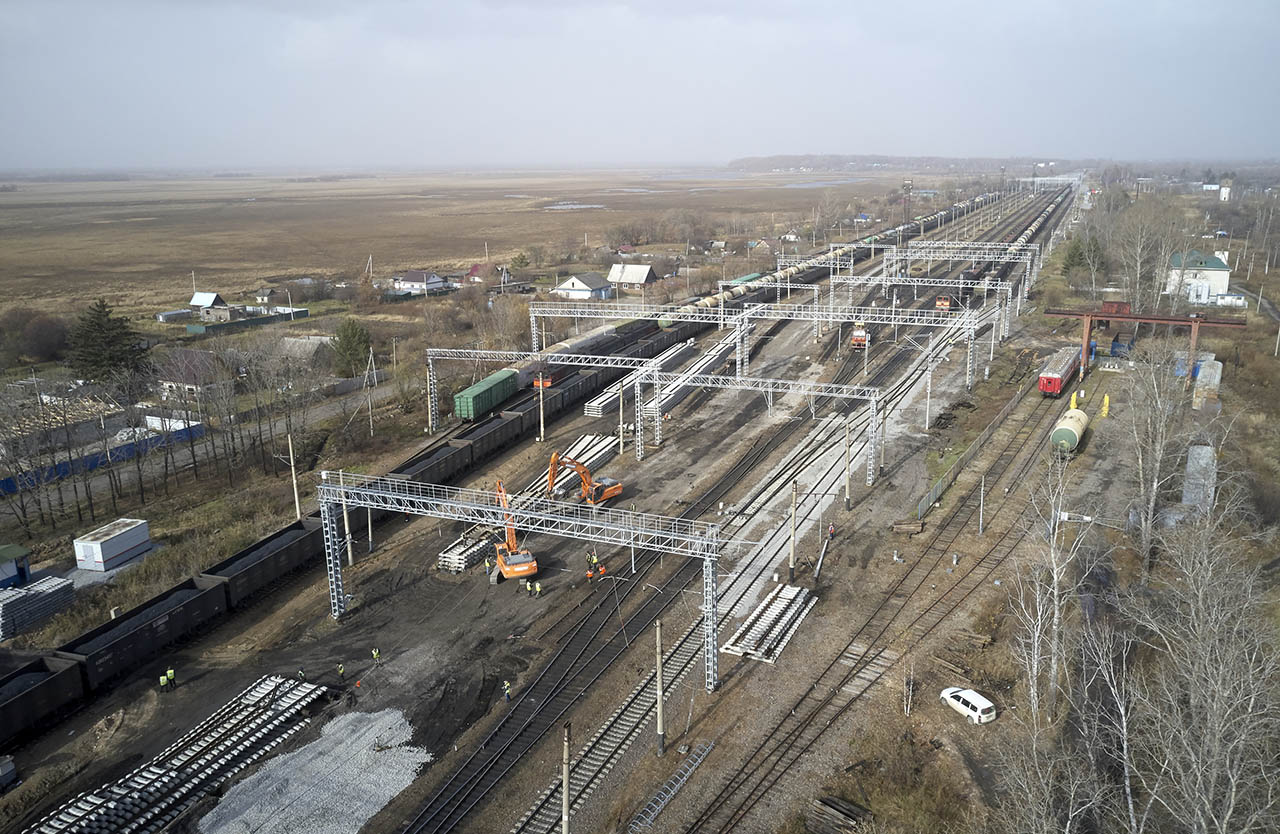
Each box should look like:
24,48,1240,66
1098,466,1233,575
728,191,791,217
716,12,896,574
394,270,450,294
551,272,612,300
1167,250,1231,305
606,264,659,288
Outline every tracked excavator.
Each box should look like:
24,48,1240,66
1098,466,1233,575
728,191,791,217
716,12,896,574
492,479,538,584
547,451,623,506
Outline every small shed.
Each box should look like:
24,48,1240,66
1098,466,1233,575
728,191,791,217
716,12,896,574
255,288,280,304
155,309,193,323
74,518,151,572
0,543,31,589
1182,445,1217,511
551,272,612,300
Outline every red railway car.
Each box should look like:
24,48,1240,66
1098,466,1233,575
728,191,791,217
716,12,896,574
1038,346,1081,397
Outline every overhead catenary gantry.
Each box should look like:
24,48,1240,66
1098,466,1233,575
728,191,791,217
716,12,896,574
424,347,884,481
318,472,748,691
829,272,1017,339
882,240,1042,301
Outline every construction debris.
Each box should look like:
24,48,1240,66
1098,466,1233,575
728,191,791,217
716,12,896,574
806,796,874,834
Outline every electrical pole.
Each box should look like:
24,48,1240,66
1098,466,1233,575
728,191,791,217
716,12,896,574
655,619,665,757
843,420,851,511
287,433,301,522
537,373,546,442
561,723,571,834
789,480,798,584
617,382,624,453
339,471,354,567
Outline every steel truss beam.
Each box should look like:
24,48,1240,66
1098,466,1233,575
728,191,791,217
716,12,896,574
317,473,741,691
423,347,880,459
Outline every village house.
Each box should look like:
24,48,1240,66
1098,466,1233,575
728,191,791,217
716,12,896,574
551,272,613,300
606,264,659,291
393,270,450,294
1167,250,1232,305
156,348,234,402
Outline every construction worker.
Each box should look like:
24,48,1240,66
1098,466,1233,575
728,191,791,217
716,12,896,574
828,522,835,539
159,675,168,694
526,579,534,598
298,668,306,683
372,648,381,665
484,556,492,577
337,663,345,681
586,566,595,583
534,581,542,598
598,563,607,580
503,680,512,701
167,667,175,690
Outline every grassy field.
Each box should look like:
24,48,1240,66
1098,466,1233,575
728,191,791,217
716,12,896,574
0,169,967,317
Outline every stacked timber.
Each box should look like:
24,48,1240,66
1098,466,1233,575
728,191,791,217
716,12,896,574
0,577,74,639
807,796,874,833
891,520,924,534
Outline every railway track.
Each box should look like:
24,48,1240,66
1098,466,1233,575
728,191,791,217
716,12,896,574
399,190,1059,834
503,192,1064,834
684,381,1065,833
506,195,1067,833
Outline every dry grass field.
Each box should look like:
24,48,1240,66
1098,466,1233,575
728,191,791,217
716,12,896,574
0,169,951,316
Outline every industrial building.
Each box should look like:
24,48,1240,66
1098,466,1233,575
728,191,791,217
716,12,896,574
1166,249,1231,305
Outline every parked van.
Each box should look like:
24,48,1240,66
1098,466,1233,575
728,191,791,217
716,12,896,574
940,686,997,724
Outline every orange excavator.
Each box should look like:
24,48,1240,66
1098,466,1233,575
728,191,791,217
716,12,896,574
492,479,538,584
547,451,623,506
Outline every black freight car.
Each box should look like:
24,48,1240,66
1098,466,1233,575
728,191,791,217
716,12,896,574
448,415,522,461
200,519,323,608
54,576,228,691
0,656,86,751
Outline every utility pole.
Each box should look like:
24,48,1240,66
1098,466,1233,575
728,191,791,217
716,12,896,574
789,480,798,584
561,723,571,834
617,382,624,453
339,471,354,567
843,421,851,511
287,433,301,522
978,474,985,535
537,372,546,442
655,619,665,757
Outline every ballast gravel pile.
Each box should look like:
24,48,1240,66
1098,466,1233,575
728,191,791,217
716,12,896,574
200,709,432,834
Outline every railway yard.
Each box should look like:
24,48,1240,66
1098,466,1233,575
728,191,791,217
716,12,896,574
0,176,1253,834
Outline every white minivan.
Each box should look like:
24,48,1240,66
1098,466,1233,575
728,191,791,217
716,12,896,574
940,687,997,724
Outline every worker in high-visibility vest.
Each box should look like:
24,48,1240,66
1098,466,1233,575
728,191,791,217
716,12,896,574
159,675,168,694
167,667,175,690
337,663,345,680
503,680,512,701
372,648,381,665
484,556,492,576
298,668,306,683
534,581,542,598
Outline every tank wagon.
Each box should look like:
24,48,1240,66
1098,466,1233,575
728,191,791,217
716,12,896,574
1050,408,1090,455
0,187,1072,753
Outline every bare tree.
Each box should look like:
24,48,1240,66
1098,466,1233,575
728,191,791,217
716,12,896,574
989,721,1100,834
1126,499,1280,834
1009,455,1099,722
1121,337,1190,575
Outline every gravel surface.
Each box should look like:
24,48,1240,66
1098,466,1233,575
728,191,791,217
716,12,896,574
73,588,200,654
200,709,432,834
213,526,311,575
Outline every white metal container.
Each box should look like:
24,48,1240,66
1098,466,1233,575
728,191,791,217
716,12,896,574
74,518,150,572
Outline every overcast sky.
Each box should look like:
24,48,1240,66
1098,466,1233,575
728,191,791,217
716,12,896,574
2,0,1276,170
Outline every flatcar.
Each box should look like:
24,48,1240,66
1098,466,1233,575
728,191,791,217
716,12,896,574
1038,346,1082,397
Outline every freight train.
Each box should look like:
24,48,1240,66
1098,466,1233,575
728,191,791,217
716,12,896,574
0,318,702,752
0,185,1071,753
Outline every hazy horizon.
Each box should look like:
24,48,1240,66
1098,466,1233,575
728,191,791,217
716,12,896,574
2,0,1277,170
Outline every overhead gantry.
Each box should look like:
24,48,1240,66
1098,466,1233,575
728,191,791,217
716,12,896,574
318,472,752,692
424,347,885,483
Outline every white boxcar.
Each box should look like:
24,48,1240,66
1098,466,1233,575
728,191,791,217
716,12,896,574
74,518,151,572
